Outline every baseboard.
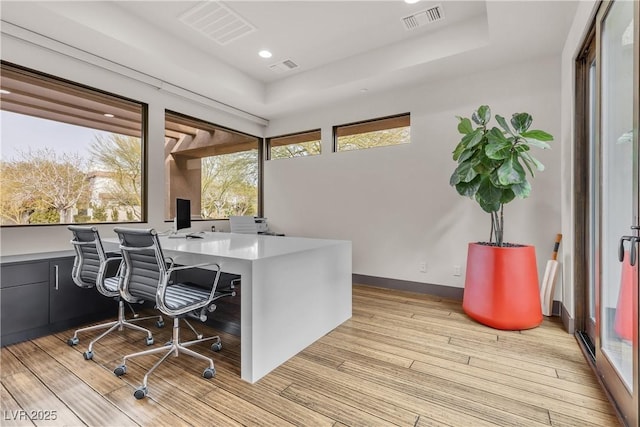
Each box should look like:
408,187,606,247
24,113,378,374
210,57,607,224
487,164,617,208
560,302,575,334
352,274,463,300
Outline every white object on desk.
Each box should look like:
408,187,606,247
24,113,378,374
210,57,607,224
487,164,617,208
105,231,352,383
229,216,258,234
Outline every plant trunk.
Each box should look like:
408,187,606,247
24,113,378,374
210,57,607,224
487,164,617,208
491,205,504,246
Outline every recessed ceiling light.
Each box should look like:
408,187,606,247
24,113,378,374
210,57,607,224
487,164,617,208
405,0,420,4
0,89,11,94
360,88,368,93
103,113,115,118
258,50,273,59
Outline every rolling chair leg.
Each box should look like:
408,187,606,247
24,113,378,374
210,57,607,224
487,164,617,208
125,301,164,327
113,317,222,399
68,300,160,360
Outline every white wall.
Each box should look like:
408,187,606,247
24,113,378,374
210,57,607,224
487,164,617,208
264,55,562,289
0,35,265,257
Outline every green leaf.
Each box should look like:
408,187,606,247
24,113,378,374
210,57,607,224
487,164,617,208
522,152,545,172
523,138,551,150
500,188,516,204
521,130,553,141
472,105,491,126
512,179,531,198
454,161,478,183
461,129,484,149
495,115,514,136
449,170,460,186
472,151,500,175
457,117,473,135
497,154,526,185
455,175,481,197
452,141,466,161
476,176,502,213
511,113,532,133
485,140,512,160
458,149,474,163
489,170,510,188
519,154,536,177
486,127,509,144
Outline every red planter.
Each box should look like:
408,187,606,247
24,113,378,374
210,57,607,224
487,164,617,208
614,252,638,342
463,242,543,330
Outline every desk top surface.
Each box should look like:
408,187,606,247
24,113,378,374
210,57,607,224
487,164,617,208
106,232,349,261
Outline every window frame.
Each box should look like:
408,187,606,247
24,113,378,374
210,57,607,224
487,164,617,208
266,129,322,160
164,110,263,221
333,113,411,152
0,61,148,227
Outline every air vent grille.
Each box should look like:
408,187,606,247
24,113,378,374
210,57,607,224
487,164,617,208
402,5,444,30
179,2,256,45
269,59,299,74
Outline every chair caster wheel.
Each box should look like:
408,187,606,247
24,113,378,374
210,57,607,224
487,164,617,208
211,342,222,352
156,320,164,328
203,367,216,379
114,365,127,377
83,351,93,360
146,336,154,346
133,386,147,400
67,337,79,346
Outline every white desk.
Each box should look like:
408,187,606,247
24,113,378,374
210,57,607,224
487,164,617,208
110,232,352,383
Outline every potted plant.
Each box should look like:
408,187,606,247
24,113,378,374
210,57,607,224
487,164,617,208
450,105,553,330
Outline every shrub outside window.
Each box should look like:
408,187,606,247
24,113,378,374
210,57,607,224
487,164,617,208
334,113,410,152
0,62,146,226
165,111,261,220
267,129,321,160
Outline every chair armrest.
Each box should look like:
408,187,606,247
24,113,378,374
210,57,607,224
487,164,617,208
158,262,222,317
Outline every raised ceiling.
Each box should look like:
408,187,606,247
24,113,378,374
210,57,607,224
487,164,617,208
0,1,579,121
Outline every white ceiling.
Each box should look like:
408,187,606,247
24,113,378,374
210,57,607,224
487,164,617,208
0,1,578,121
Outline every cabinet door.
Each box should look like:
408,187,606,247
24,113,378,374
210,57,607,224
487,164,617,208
0,261,50,337
49,257,114,324
0,281,50,336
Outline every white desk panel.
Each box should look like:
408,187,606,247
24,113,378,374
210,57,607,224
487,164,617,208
106,231,352,383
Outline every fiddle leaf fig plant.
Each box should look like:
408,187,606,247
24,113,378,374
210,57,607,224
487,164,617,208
449,105,553,246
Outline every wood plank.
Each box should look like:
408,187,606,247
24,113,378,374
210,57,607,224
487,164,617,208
410,360,617,425
0,383,35,427
0,285,620,426
280,383,398,426
10,347,137,426
2,371,85,426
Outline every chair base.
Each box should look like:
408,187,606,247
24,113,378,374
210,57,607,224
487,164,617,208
68,300,163,359
113,317,221,399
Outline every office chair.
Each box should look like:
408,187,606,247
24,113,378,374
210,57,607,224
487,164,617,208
66,226,162,360
111,227,228,400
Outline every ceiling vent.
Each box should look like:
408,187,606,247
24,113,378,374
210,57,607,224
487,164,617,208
179,2,256,45
402,5,444,30
269,59,299,74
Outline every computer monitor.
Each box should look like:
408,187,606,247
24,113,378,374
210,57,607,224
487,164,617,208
175,198,191,232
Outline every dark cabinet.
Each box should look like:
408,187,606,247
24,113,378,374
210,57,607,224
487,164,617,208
1,256,113,346
49,257,112,324
0,261,50,337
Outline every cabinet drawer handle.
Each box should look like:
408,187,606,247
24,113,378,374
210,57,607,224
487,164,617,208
54,264,59,290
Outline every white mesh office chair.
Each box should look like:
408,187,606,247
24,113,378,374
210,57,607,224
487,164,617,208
66,226,163,360
111,227,229,400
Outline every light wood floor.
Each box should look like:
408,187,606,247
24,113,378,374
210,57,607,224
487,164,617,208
1,285,619,426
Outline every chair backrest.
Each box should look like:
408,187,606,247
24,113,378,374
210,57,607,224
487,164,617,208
68,225,110,293
113,227,168,304
229,216,258,234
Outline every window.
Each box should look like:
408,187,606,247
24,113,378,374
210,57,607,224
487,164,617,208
267,129,321,160
0,62,146,226
165,111,261,220
334,113,410,152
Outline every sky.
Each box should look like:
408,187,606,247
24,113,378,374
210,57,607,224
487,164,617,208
0,110,112,161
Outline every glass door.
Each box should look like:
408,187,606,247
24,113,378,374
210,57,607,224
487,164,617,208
594,1,638,425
